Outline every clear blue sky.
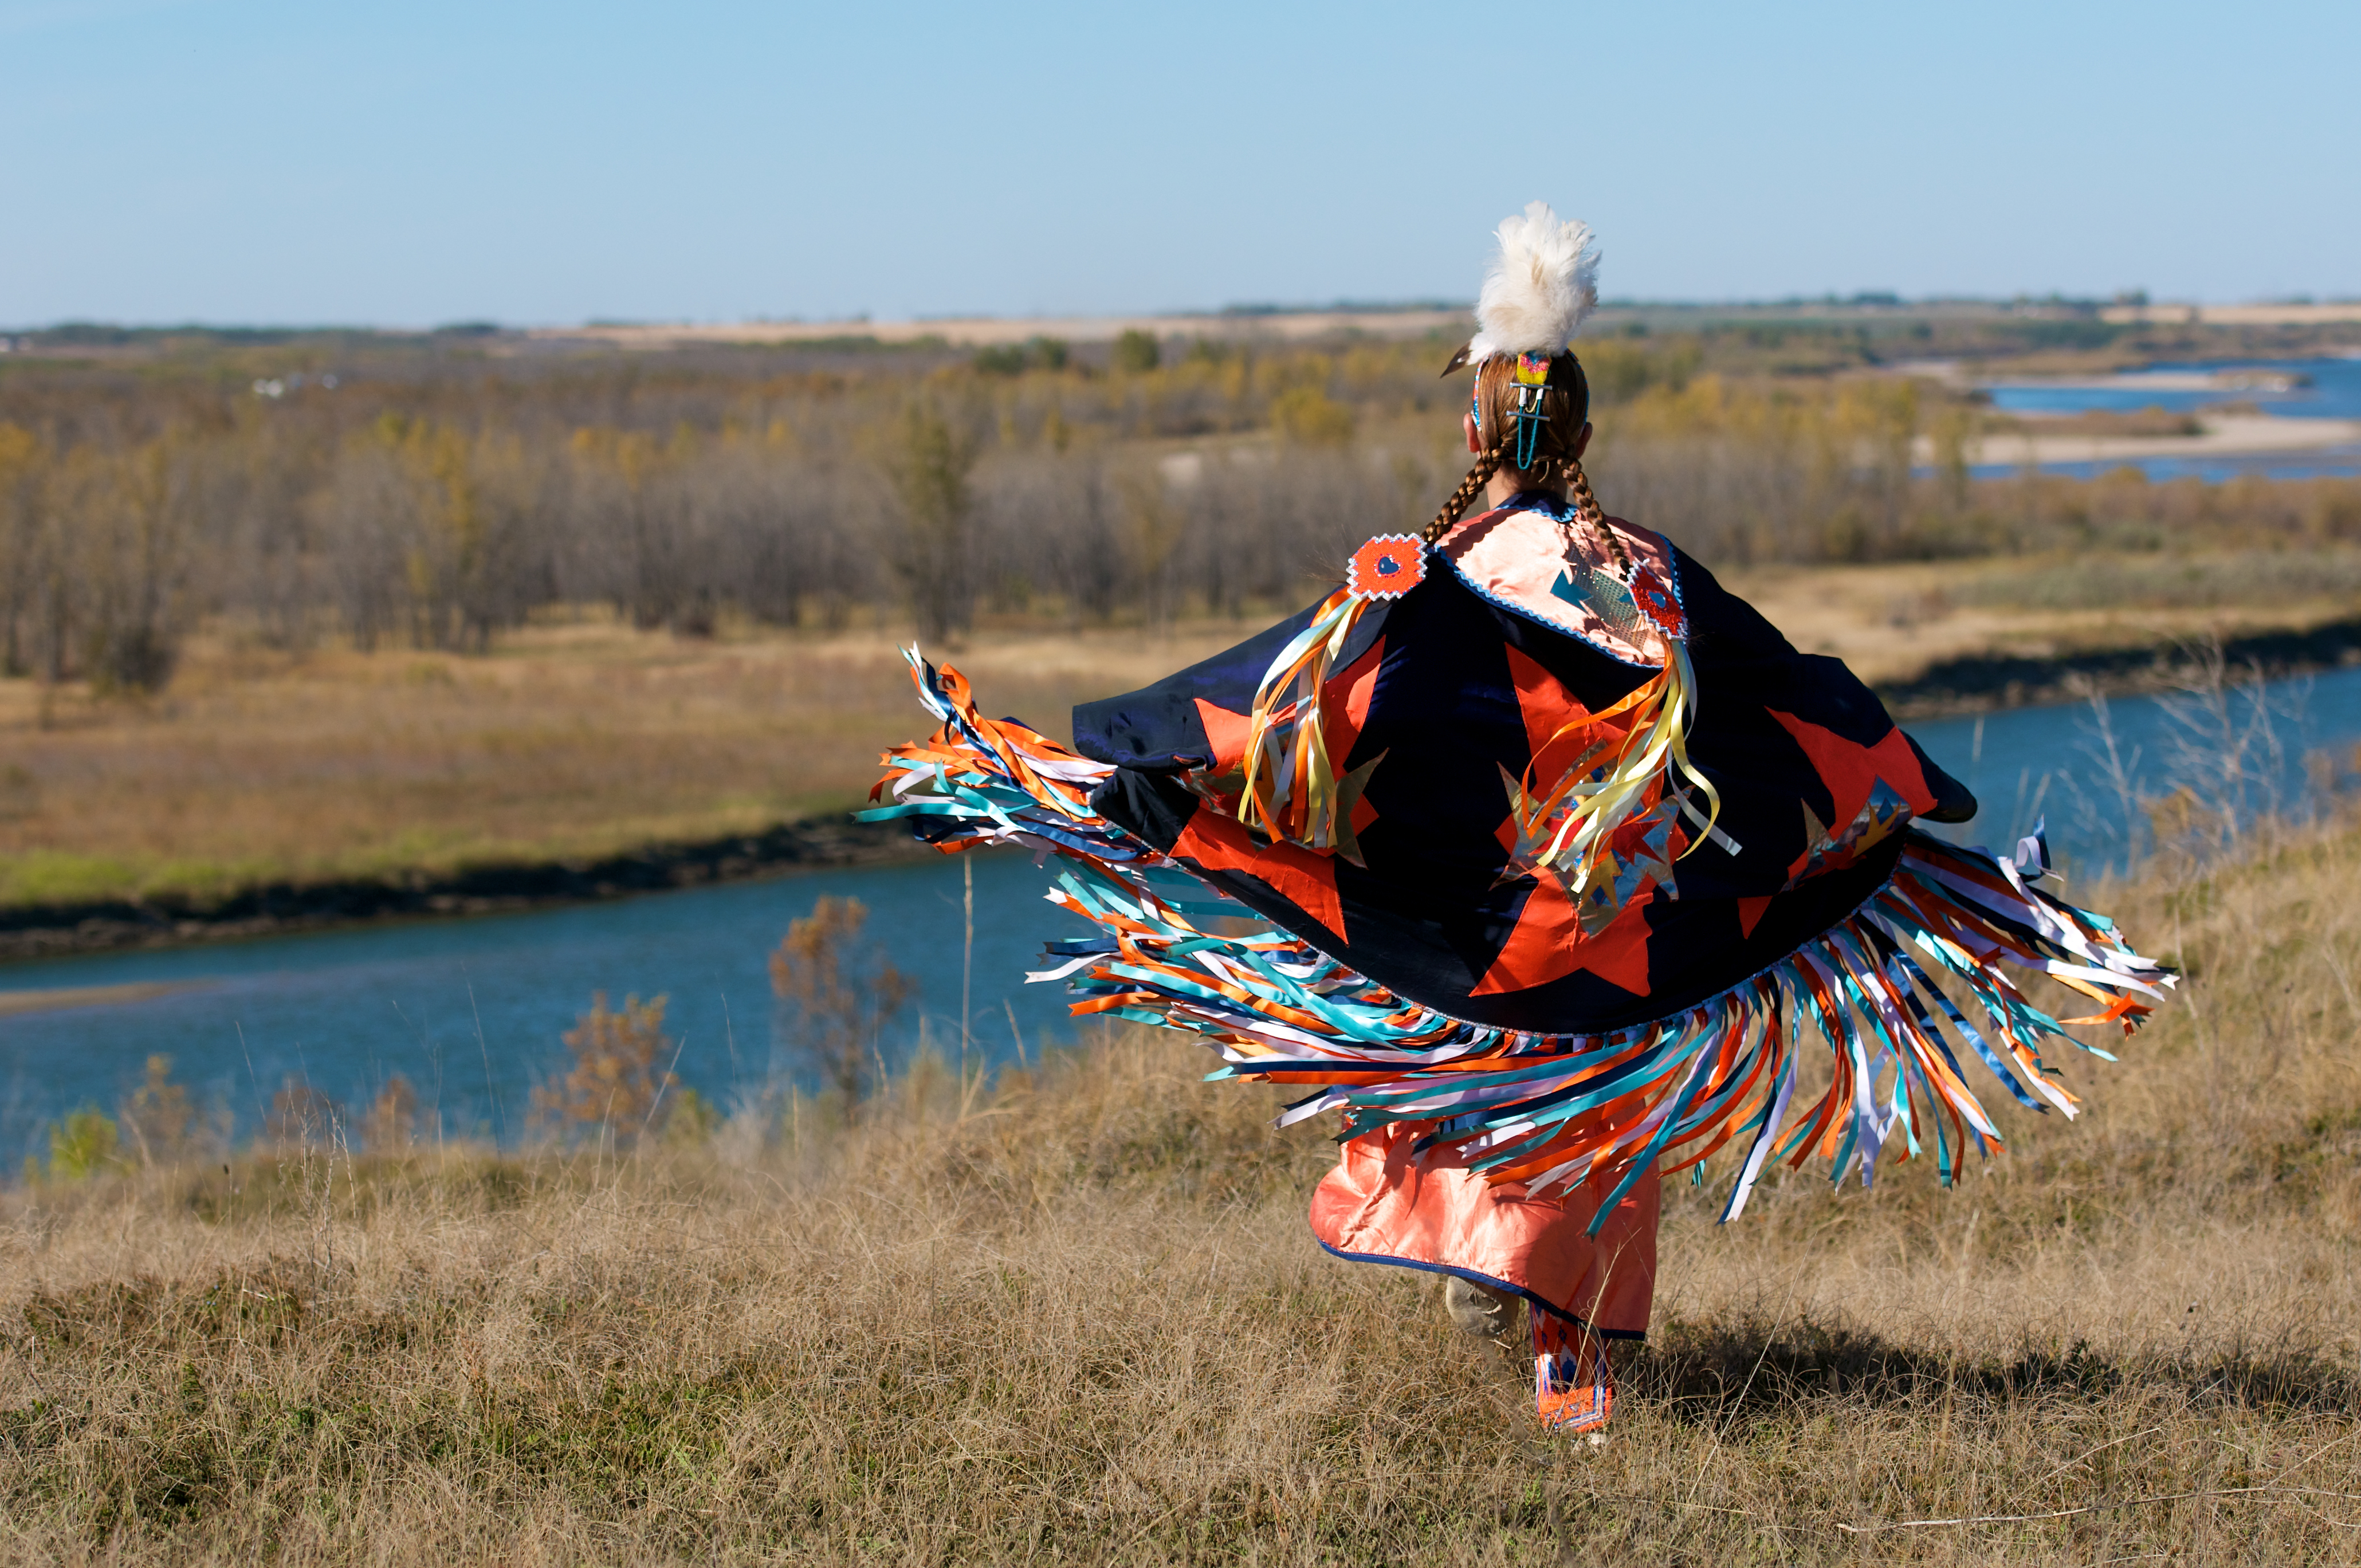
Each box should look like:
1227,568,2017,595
4,1,2354,327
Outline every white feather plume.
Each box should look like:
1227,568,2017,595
1465,201,1598,363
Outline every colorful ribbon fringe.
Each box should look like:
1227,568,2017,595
864,652,2175,1232
1235,583,1370,852
1503,638,1728,906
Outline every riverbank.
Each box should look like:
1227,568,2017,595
1728,549,2361,705
1959,410,2361,469
4,556,2361,956
0,814,926,961
0,615,1236,935
1877,611,2361,717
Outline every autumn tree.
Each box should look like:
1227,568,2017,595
769,896,916,1109
534,992,678,1145
321,414,544,653
266,1076,344,1150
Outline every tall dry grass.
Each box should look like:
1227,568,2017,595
6,810,2361,1562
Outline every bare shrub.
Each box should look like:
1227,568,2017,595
118,1054,197,1168
769,894,916,1108
362,1074,419,1153
264,1078,343,1152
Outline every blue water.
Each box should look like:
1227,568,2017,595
7,662,2359,1160
1974,354,2361,481
2006,446,2361,484
1910,665,2360,870
0,850,1091,1160
1986,356,2361,422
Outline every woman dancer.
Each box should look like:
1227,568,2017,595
865,204,2171,1433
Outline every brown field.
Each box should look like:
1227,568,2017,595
0,614,1244,912
5,810,2361,1562
4,546,2359,915
1730,547,2361,686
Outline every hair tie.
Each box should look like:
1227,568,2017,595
1508,351,1552,471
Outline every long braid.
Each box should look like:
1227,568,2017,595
1423,439,1506,543
1559,454,1631,577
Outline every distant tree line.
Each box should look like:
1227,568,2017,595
0,328,2355,690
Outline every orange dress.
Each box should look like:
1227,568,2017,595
1311,1121,1658,1339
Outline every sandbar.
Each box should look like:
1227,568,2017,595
0,979,212,1017
1920,413,2361,468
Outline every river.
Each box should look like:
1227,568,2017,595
1975,352,2361,481
3,662,2353,1157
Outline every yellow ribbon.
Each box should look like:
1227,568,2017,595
1505,640,1725,896
1236,585,1367,850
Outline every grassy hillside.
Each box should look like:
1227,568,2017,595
5,813,2361,1562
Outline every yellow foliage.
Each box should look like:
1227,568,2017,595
533,992,678,1142
1269,386,1355,447
43,1108,121,1181
770,895,915,1106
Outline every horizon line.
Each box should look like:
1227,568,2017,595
9,292,2361,342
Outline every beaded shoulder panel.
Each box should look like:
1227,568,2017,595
1437,504,1683,666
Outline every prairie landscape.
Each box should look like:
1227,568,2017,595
10,540,2361,919
5,808,2361,1562
14,0,2361,1556
1,312,2359,921
6,311,2361,1563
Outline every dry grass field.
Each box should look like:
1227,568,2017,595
1726,546,2361,687
9,545,2361,915
5,811,2361,1563
0,614,1246,911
